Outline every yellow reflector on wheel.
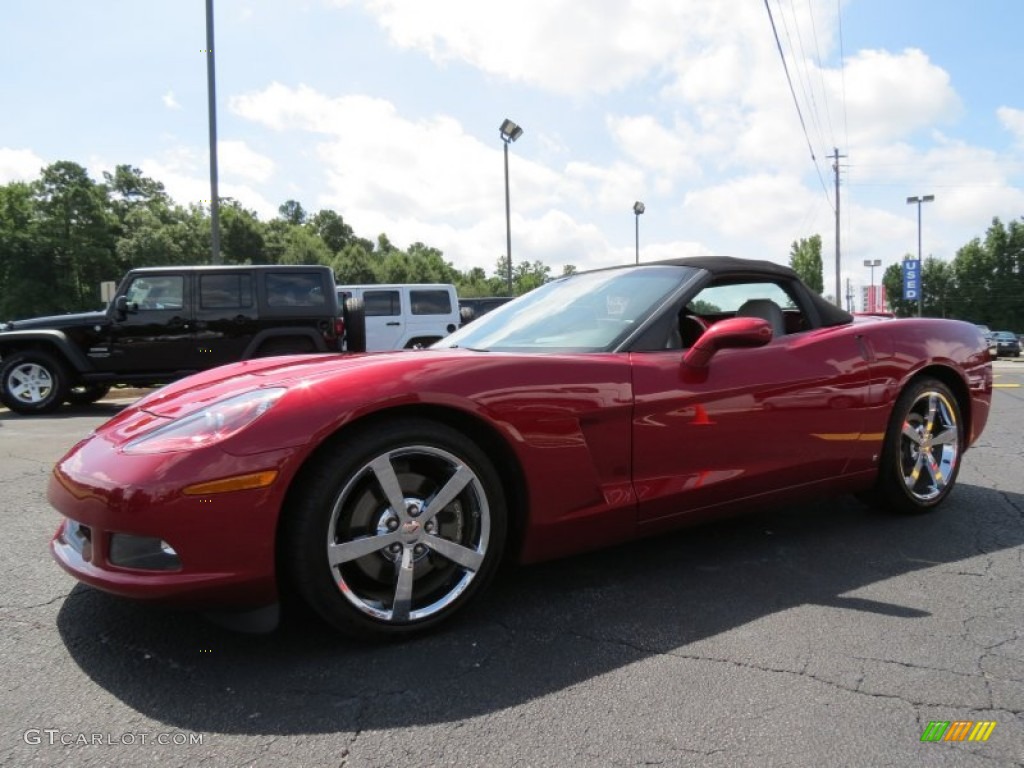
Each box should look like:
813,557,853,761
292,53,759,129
183,470,279,496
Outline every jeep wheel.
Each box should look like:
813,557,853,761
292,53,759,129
0,351,71,414
66,383,112,406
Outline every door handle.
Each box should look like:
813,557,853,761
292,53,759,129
386,322,401,326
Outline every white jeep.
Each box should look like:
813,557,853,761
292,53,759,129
336,284,461,351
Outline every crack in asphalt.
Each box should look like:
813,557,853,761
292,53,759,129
0,591,75,612
496,622,1018,715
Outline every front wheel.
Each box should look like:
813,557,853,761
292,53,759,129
874,378,963,514
283,418,507,637
0,351,70,414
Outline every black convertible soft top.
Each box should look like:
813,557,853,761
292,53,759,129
645,255,854,328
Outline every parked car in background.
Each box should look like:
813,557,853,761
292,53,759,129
336,283,461,351
458,296,515,324
0,265,355,414
990,331,1021,357
48,257,992,638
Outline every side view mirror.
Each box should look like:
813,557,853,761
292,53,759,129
683,316,772,368
114,295,138,317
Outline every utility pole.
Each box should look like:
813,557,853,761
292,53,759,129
832,148,846,307
845,277,853,312
206,0,221,264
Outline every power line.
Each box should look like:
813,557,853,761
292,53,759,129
763,0,834,208
776,0,830,155
805,0,837,147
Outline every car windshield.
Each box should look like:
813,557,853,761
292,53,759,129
995,332,1016,340
435,265,696,352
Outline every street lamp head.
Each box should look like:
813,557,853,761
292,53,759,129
633,201,645,216
906,194,935,204
500,119,523,143
863,259,881,267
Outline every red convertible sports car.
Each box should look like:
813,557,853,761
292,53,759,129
48,257,992,637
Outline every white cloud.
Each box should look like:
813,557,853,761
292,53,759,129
685,173,823,250
357,0,686,95
998,106,1024,145
0,147,46,183
837,49,961,146
218,140,275,184
140,146,278,220
162,91,181,110
232,82,595,267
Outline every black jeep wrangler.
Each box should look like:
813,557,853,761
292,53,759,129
0,264,365,415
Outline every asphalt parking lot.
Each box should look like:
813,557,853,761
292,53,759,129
1,361,1022,767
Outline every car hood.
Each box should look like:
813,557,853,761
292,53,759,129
132,350,443,419
2,310,108,330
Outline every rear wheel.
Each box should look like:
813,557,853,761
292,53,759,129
284,418,506,637
0,350,70,414
874,377,963,514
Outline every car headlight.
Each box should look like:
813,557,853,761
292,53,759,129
123,388,286,455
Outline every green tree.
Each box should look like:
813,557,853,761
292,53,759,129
277,199,307,226
882,261,915,318
789,235,824,293
332,242,377,284
309,209,355,254
33,161,118,311
219,201,266,264
0,182,48,319
278,226,332,266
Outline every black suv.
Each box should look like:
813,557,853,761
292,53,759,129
0,265,358,415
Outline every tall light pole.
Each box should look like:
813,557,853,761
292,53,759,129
500,119,523,295
205,0,221,264
906,194,934,316
633,201,645,264
863,258,881,311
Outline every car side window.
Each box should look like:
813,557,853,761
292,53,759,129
364,290,401,317
266,273,326,307
125,276,184,311
410,289,452,315
200,274,253,309
689,281,796,315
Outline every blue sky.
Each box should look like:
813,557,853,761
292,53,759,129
2,1,1022,301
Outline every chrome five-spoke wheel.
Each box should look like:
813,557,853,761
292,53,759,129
286,418,506,637
328,445,491,623
899,389,959,502
876,377,963,514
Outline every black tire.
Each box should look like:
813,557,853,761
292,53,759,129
343,297,367,353
65,383,112,406
872,377,963,515
0,350,71,415
283,418,507,638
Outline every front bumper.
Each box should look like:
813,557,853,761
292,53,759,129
47,427,294,609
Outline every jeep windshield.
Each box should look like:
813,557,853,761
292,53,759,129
435,265,696,353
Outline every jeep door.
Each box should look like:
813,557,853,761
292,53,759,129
98,273,195,374
362,289,405,351
191,271,258,366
